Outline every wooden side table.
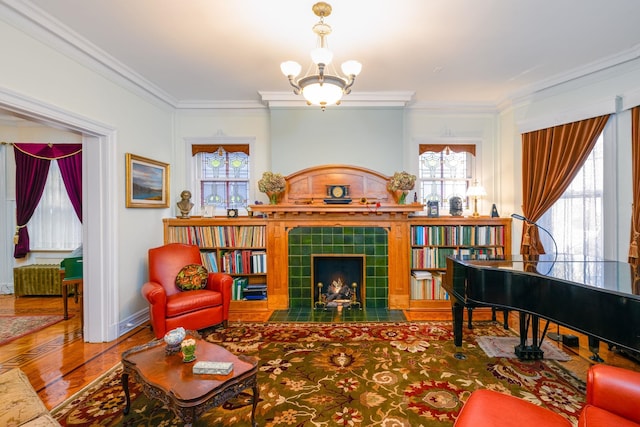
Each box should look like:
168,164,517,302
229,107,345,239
121,337,259,426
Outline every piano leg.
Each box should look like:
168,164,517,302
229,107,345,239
514,313,545,360
588,336,604,362
451,301,464,347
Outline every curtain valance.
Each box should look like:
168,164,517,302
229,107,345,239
14,143,82,159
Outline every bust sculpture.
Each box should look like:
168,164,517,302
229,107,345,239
177,190,194,218
449,196,463,216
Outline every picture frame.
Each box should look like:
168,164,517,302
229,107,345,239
125,153,170,208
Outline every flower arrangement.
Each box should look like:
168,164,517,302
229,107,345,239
258,171,286,194
387,171,416,192
258,171,286,204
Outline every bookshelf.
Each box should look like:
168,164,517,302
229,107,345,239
408,216,512,311
163,218,269,312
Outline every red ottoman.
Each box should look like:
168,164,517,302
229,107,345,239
454,389,571,427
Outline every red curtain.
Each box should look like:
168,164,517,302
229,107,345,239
13,143,82,258
519,115,610,255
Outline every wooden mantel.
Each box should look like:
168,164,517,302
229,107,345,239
253,203,423,218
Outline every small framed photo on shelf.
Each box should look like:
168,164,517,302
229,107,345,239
125,153,170,208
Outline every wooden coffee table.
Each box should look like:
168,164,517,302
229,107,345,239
121,337,259,426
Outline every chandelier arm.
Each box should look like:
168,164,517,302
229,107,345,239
287,76,302,95
343,75,356,94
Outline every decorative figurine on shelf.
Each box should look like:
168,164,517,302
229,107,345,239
449,196,463,216
491,203,500,217
427,200,440,217
177,190,194,218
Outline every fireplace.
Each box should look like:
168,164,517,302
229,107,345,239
312,255,365,309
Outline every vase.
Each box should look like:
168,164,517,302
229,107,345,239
396,191,408,205
181,345,196,362
268,192,280,205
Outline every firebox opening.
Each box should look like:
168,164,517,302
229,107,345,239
312,255,365,310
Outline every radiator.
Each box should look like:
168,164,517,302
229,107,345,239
13,264,62,296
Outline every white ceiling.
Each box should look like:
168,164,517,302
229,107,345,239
6,0,640,109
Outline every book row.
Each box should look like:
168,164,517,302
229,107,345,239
410,271,449,300
168,225,266,248
411,225,505,247
199,249,267,274
231,277,267,301
411,247,504,269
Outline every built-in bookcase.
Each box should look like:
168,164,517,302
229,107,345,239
163,218,269,312
408,217,512,310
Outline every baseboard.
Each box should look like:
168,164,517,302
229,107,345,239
118,308,149,337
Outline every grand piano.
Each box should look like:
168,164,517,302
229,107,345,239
444,254,640,360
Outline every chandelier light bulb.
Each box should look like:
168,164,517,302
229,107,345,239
280,61,302,77
341,60,362,77
310,47,333,65
302,82,344,107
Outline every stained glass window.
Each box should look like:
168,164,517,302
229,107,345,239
195,146,249,209
418,144,475,212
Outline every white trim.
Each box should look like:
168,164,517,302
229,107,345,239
621,88,640,111
516,98,618,134
0,86,119,342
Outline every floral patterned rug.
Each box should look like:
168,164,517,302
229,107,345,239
0,315,66,345
52,321,586,426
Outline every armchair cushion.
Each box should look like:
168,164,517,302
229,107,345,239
166,289,223,317
175,264,208,291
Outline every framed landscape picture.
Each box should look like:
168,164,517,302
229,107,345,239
125,153,170,208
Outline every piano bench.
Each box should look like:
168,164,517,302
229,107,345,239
455,389,571,427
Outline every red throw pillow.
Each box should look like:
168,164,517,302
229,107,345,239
175,264,208,291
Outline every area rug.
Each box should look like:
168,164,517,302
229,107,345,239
477,336,572,361
0,315,66,345
52,321,586,426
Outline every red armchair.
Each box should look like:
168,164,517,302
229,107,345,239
578,364,640,427
454,364,640,427
141,243,233,339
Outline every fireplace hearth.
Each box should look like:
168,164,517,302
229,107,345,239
312,255,364,310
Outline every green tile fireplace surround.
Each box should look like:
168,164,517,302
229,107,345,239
288,226,389,309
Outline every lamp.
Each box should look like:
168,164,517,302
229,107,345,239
281,2,362,110
466,180,487,217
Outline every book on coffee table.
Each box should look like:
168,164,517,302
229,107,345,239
192,361,234,375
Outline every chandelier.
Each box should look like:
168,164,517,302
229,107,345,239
280,2,362,110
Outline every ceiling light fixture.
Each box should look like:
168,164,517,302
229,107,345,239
280,2,362,111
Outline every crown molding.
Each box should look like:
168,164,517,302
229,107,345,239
175,99,266,110
0,0,178,109
259,91,415,108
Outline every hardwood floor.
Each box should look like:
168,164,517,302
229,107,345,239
1,295,638,412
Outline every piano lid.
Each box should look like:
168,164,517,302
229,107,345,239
451,253,640,298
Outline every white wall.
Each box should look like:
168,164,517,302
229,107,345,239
270,108,405,175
